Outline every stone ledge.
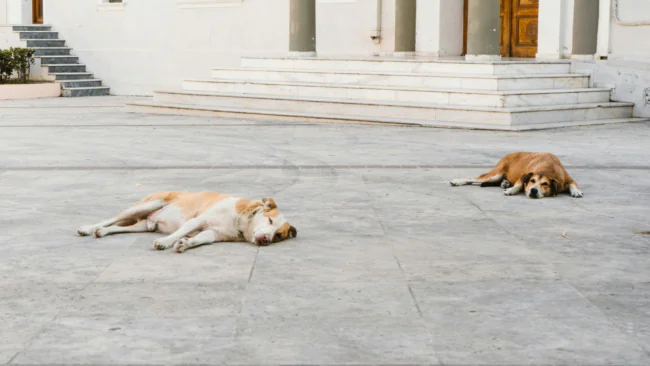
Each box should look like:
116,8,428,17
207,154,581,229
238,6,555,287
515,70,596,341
0,82,61,100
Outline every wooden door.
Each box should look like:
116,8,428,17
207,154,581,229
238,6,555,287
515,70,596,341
32,0,43,24
505,0,539,57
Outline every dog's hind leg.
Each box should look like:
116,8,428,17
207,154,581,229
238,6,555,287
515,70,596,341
94,219,151,238
450,169,504,187
77,200,167,237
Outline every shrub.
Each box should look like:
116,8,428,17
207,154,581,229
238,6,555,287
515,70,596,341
0,47,36,84
0,49,13,84
11,47,35,83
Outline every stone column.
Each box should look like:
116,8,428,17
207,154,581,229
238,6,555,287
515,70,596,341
415,0,464,56
465,0,501,60
572,0,599,57
395,0,416,53
536,0,564,59
289,0,316,57
596,0,612,58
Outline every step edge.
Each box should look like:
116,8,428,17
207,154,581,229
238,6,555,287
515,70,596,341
186,78,608,95
127,101,648,131
154,89,633,112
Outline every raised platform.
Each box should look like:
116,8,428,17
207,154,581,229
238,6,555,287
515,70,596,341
127,56,648,130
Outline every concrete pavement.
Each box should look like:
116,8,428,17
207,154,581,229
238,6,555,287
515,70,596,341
1,96,649,365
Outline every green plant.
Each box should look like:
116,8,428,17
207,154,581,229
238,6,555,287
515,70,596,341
0,49,13,84
10,47,35,83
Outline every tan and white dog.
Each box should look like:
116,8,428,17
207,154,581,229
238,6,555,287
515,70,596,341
77,191,297,252
450,152,583,199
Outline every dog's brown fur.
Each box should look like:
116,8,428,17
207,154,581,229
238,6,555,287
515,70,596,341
450,152,583,199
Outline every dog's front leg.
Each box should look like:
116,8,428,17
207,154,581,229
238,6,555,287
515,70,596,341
174,229,220,253
569,182,583,198
503,182,523,196
153,218,205,250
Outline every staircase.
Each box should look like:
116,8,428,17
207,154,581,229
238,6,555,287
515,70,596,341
126,56,647,130
13,25,110,97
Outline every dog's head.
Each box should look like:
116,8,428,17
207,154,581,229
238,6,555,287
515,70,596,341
250,198,297,246
522,173,559,199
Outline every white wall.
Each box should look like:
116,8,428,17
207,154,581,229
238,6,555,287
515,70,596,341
0,0,7,24
609,0,650,61
6,0,30,24
415,0,463,56
43,0,290,95
316,0,380,55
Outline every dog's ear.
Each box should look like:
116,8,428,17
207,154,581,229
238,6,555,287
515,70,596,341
522,172,534,184
289,225,297,238
550,179,559,196
262,198,277,211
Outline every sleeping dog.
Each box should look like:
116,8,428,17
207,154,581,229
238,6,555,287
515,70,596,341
77,191,297,252
450,152,583,199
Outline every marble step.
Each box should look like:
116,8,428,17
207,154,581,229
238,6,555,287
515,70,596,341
62,86,110,97
26,39,65,47
32,47,72,56
60,79,103,88
18,31,58,40
12,25,52,32
241,57,572,75
151,90,633,126
212,68,588,91
50,72,95,81
184,79,609,108
39,55,79,65
47,64,86,73
127,101,647,131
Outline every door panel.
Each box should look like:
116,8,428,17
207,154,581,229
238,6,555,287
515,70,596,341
510,0,539,57
33,0,43,24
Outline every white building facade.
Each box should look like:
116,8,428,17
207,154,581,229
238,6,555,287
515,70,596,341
1,0,649,117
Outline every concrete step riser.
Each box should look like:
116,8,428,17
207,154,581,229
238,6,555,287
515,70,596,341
241,58,572,75
48,65,86,73
26,40,65,47
34,49,71,56
54,73,94,81
61,80,103,88
154,92,633,125
13,26,52,31
127,103,648,131
211,69,588,91
62,88,110,97
184,81,610,108
40,56,79,65
19,32,58,40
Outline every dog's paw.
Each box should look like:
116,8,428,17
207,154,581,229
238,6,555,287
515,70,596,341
500,180,511,189
77,226,96,237
174,238,190,253
571,190,584,198
153,239,173,250
94,228,108,238
450,179,467,187
504,187,518,196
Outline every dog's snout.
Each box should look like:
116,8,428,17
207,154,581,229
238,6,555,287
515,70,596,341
530,188,538,196
256,234,272,246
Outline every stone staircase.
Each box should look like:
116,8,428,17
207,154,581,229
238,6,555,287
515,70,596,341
127,56,647,130
14,25,109,97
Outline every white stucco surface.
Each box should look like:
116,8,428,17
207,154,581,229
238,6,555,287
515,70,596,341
43,0,291,95
315,0,384,56
609,0,650,61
